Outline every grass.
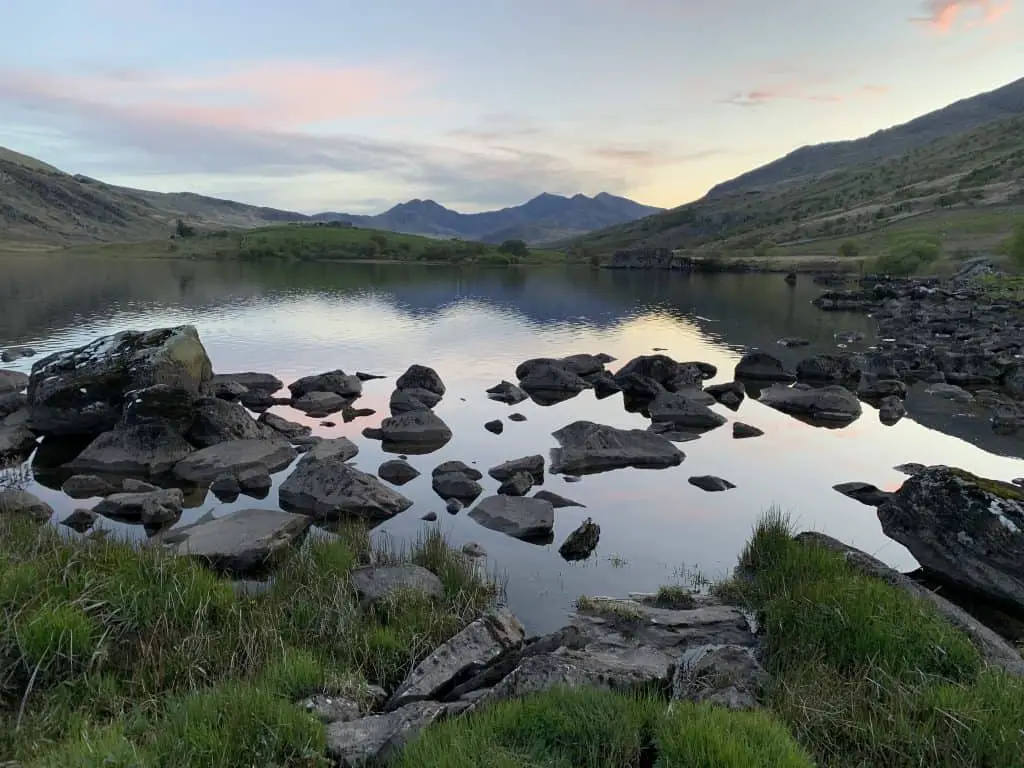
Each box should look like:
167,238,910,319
393,686,813,767
573,596,645,622
0,513,498,766
715,508,1024,767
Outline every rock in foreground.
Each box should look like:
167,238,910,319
173,438,296,484
350,565,444,607
878,467,1024,611
469,495,554,540
559,518,601,561
550,420,684,476
67,423,195,477
326,702,449,768
280,453,412,521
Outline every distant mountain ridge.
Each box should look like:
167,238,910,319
312,192,663,244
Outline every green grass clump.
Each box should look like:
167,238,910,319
724,510,1024,767
574,596,645,622
0,514,497,764
650,585,697,610
393,687,811,768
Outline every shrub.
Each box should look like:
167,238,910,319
837,240,860,258
497,239,529,259
1008,220,1024,267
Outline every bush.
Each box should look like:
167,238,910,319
1008,220,1024,267
497,239,529,259
874,239,940,275
837,240,860,258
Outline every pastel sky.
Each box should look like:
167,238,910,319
1,0,1021,213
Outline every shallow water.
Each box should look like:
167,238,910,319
3,256,1023,633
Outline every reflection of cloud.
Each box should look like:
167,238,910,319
914,0,1012,32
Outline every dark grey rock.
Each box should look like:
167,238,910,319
121,384,196,433
292,391,347,415
647,422,701,442
550,421,684,476
879,395,907,425
925,383,975,404
518,363,589,399
61,508,98,533
67,423,195,477
289,370,362,399
777,337,810,348
672,645,765,710
705,381,745,408
648,391,727,431
498,472,534,497
614,372,665,403
0,489,54,521
432,461,483,481
237,466,272,496
431,471,483,504
257,411,312,440
156,508,312,574
488,454,544,482
94,488,183,526
614,355,709,391
894,463,927,476
123,478,160,493
0,370,29,394
211,474,241,497
858,376,907,400
280,453,412,522
305,438,360,463
301,694,360,725
0,421,37,460
62,474,118,499
325,702,449,767
1,346,35,363
173,438,296,484
734,351,795,382
364,410,452,452
469,495,555,540
508,413,527,422
486,380,528,405
533,490,585,509
378,459,419,486
0,392,27,418
421,511,438,522
559,518,600,561
688,475,736,492
351,565,444,607
27,325,211,436
834,482,892,507
462,542,486,557
389,388,437,415
733,422,764,439
446,498,463,515
387,607,525,709
210,372,282,394
396,364,446,398
187,397,266,447
758,383,862,425
878,467,1024,611
484,420,504,435
796,354,860,382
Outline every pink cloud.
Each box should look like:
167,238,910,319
916,0,1013,32
723,82,889,108
1,61,427,132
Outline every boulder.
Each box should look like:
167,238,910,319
351,565,445,607
121,384,196,432
173,438,296,484
834,482,891,507
304,438,360,463
123,478,160,493
614,373,665,403
94,488,184,526
387,607,525,709
61,508,98,533
288,370,362,399
1,347,35,363
0,370,29,394
688,476,736,493
758,384,862,425
0,421,37,460
433,461,483,481
550,421,684,476
705,381,745,408
647,392,727,431
469,495,555,540
486,380,528,405
733,422,764,439
187,397,267,447
66,423,195,477
488,455,544,482
280,454,412,521
325,702,449,767
27,325,212,436
484,420,504,435
237,466,272,496
0,392,27,418
613,355,708,391
211,474,241,498
518,363,589,400
533,490,585,509
559,518,601,561
734,351,795,382
378,459,420,486
396,364,446,398
155,508,312,574
301,695,361,725
0,489,54,521
209,380,248,401
878,467,1024,610
292,391,347,415
431,469,484,504
796,354,860,382
62,474,118,499
647,422,701,443
257,411,311,440
498,472,534,497
925,383,975,404
672,645,765,710
857,375,907,400
446,498,463,515
389,389,435,415
590,371,623,399
879,395,906,425
210,372,282,394
363,410,452,453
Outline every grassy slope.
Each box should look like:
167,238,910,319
573,116,1024,261
43,223,570,265
0,506,497,766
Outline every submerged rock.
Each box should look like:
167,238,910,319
27,325,212,436
363,410,452,453
377,459,420,486
67,423,195,477
486,380,528,405
648,391,727,431
734,351,795,382
488,455,544,482
833,482,891,508
155,508,312,574
533,490,585,509
62,474,119,499
469,495,555,540
550,420,684,476
173,438,296,484
288,370,362,399
878,467,1024,611
758,384,862,425
688,475,736,493
732,422,764,439
559,518,601,561
351,565,444,607
94,488,184,526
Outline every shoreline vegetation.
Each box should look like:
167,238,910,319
3,471,1022,766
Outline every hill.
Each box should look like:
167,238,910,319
313,191,662,244
0,149,307,247
572,81,1024,260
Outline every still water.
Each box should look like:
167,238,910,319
3,257,1023,633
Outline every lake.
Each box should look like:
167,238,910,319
3,256,1023,634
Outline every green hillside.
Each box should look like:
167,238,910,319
574,116,1024,260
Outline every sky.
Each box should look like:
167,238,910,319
1,0,1022,214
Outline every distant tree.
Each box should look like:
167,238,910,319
1009,221,1024,267
175,218,196,238
369,232,389,250
497,239,529,259
838,241,860,259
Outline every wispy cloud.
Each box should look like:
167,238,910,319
591,145,723,168
722,82,889,108
914,0,1013,32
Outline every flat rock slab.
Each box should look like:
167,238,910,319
304,437,359,463
758,384,862,425
469,495,554,540
648,392,727,431
67,423,195,477
155,508,311,574
280,455,412,522
210,372,282,393
257,411,312,440
289,370,362,399
689,475,736,493
388,607,525,709
173,439,297,484
351,565,444,607
326,701,448,767
488,454,544,482
550,420,684,476
292,391,347,414
94,488,184,526
62,474,119,499
834,481,891,507
533,490,585,509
